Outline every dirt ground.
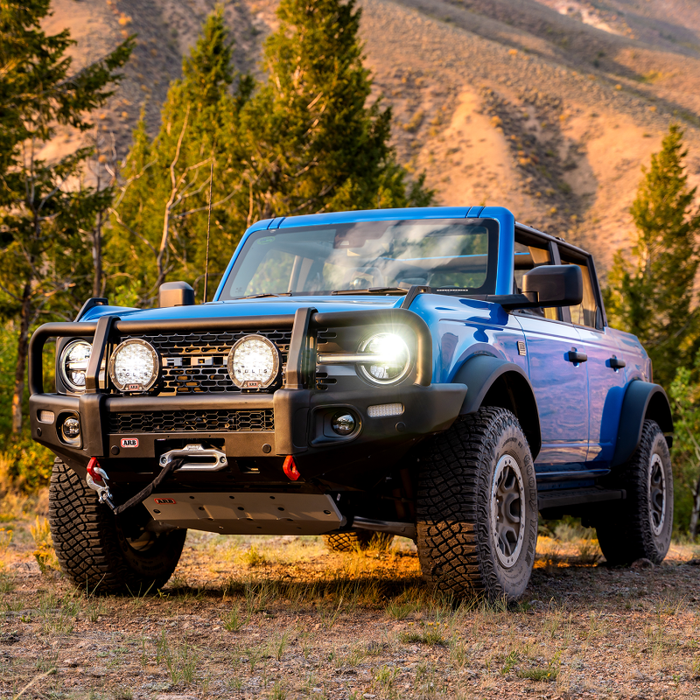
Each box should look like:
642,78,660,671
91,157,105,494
2,494,700,700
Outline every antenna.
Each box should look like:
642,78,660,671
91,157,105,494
203,154,214,303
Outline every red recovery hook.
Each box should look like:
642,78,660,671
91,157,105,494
85,457,115,510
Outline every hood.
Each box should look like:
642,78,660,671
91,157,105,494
80,295,403,323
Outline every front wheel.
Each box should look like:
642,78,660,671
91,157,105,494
416,407,538,601
49,459,186,595
595,420,673,566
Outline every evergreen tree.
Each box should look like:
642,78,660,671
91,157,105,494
669,365,700,535
110,8,251,304
605,125,700,387
233,0,432,225
0,0,132,434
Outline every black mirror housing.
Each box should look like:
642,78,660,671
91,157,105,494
522,265,583,308
160,281,195,307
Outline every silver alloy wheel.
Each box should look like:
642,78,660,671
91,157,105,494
490,454,526,568
648,453,666,536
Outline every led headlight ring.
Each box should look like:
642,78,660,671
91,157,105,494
60,340,92,393
108,339,160,392
227,334,280,389
357,332,412,386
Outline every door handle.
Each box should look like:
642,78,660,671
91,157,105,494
566,350,588,364
609,356,626,370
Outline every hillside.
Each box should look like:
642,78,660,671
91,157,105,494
44,0,700,274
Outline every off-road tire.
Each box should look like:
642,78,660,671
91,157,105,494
324,531,394,552
595,420,673,566
49,459,186,595
416,407,538,601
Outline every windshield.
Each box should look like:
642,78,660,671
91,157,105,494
220,219,499,298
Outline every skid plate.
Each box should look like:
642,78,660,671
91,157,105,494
144,492,345,535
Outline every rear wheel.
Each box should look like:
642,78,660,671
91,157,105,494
324,530,394,552
416,407,538,601
49,459,186,594
595,420,673,565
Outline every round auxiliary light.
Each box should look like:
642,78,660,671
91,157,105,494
109,339,159,392
331,412,356,436
60,340,92,392
357,332,412,386
227,335,280,389
62,416,81,440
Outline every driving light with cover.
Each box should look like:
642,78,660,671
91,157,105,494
357,333,411,385
227,335,280,389
60,340,92,392
109,339,159,392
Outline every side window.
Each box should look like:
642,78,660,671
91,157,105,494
513,235,558,321
559,253,599,329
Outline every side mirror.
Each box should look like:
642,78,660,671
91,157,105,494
522,265,583,308
159,281,195,307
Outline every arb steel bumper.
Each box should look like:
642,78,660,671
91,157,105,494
28,308,467,485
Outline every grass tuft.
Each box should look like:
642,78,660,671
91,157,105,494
29,516,56,573
399,625,447,646
223,605,250,632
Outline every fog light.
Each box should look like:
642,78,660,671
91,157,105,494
62,417,81,440
367,403,404,418
331,412,356,436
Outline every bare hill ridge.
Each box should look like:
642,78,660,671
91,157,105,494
44,0,700,272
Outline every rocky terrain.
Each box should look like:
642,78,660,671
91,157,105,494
43,0,700,273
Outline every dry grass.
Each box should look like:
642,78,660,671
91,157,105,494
1,499,700,699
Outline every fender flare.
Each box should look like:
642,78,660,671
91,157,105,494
611,380,674,467
453,354,542,459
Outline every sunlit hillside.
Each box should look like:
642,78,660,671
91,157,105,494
46,0,700,272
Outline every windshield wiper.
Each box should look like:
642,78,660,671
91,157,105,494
331,287,408,296
232,293,292,300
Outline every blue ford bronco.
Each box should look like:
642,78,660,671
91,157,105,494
30,206,674,599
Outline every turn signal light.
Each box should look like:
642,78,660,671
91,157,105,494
283,455,300,481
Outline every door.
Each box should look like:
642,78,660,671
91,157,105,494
512,231,589,465
558,251,626,464
516,314,590,464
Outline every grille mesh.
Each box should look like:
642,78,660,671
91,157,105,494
120,330,292,394
108,409,275,434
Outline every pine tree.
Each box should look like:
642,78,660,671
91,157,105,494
605,124,700,387
0,0,133,434
110,8,250,304
230,0,432,226
112,1,431,303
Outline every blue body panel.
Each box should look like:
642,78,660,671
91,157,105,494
98,205,651,478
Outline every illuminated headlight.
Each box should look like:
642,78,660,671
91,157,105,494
109,339,159,392
357,333,411,385
227,335,280,389
60,340,92,392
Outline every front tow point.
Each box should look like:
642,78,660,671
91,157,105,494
85,457,115,510
283,455,301,481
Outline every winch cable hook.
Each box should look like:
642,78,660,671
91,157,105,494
85,455,186,516
85,457,115,511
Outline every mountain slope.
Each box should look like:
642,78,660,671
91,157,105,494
42,0,700,273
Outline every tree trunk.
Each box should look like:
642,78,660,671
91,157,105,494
11,282,32,436
92,210,103,298
690,474,700,538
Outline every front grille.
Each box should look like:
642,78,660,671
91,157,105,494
108,409,275,434
120,330,292,394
